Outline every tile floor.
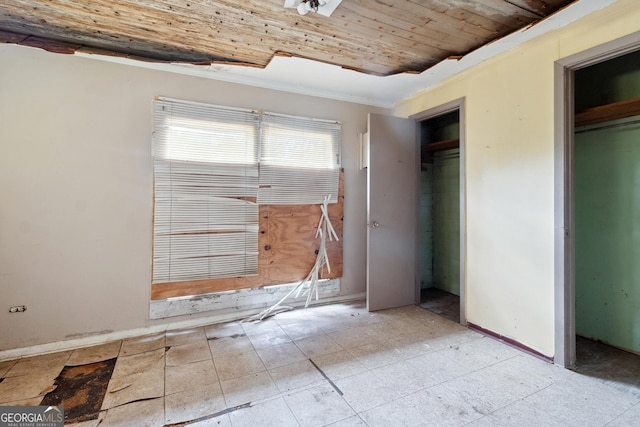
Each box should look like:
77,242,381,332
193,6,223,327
0,301,639,426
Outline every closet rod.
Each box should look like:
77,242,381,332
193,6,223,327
575,118,640,135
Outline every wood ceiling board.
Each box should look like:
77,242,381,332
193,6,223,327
0,0,577,76
338,2,474,52
0,29,29,44
503,0,572,15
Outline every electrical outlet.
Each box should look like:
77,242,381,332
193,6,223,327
9,305,27,313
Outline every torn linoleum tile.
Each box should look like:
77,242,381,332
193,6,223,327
41,358,116,424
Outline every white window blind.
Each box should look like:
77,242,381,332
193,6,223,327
152,98,259,284
258,112,341,205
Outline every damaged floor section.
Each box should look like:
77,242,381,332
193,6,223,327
41,358,117,423
1,302,640,426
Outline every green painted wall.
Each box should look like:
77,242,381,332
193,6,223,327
432,149,460,295
419,112,460,294
575,117,640,353
575,50,640,112
419,168,434,288
575,49,640,353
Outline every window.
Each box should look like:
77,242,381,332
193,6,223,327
258,113,341,205
152,97,341,285
152,99,260,284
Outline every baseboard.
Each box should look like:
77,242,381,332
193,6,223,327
467,322,553,363
0,292,365,362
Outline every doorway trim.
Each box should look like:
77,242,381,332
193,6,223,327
554,31,640,368
411,98,467,325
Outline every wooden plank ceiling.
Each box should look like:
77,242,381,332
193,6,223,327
0,0,576,76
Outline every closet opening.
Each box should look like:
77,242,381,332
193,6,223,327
418,110,461,324
572,49,640,380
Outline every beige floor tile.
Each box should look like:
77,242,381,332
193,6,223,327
165,358,219,395
256,342,307,370
220,371,279,408
294,334,343,358
269,359,325,393
359,394,428,427
207,334,255,358
274,309,312,321
65,418,101,427
524,375,638,426
439,336,522,371
188,413,232,426
0,374,57,403
310,350,368,381
165,341,211,366
101,396,164,427
423,326,483,350
384,333,437,359
246,328,292,349
66,341,121,366
346,341,402,370
466,399,566,427
386,317,435,337
204,321,245,339
371,360,439,396
119,333,165,357
165,327,206,347
335,370,402,413
476,355,562,397
101,348,164,409
214,350,265,381
408,348,475,384
606,402,640,427
442,370,521,415
0,360,17,377
229,396,299,427
367,382,489,426
328,326,379,349
165,383,226,425
277,319,324,341
242,319,287,337
359,321,405,342
5,351,70,378
325,415,368,426
409,384,496,425
0,396,44,406
283,382,357,427
308,316,349,334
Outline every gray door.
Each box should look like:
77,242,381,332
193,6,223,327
367,113,418,311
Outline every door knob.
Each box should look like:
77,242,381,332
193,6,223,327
369,220,380,228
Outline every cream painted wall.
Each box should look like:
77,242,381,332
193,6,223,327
0,44,384,351
395,0,640,356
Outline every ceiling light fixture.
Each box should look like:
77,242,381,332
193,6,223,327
297,0,322,15
284,0,343,17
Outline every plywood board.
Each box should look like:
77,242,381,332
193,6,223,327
151,170,343,300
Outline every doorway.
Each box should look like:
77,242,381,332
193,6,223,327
574,50,640,355
414,103,465,325
555,32,640,368
366,104,465,316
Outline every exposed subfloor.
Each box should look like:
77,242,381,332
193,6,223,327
1,301,640,426
419,287,460,323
